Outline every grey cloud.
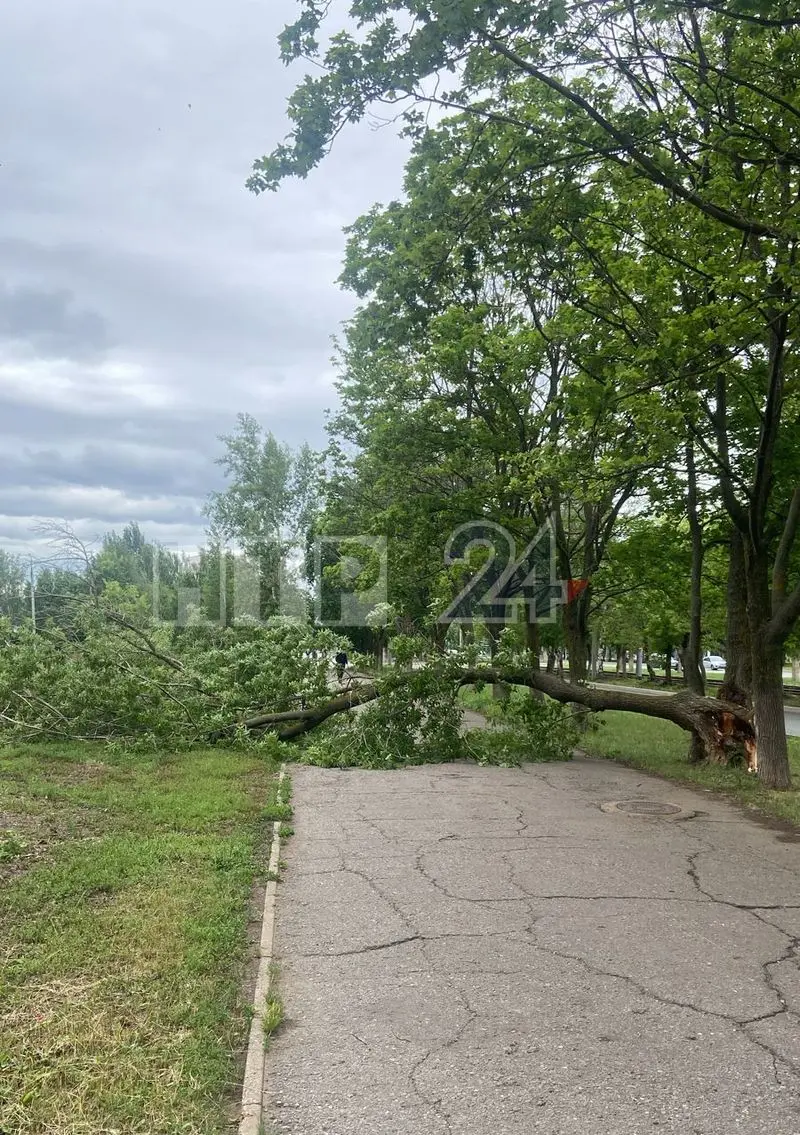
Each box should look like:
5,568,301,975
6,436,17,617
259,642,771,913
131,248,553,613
4,442,214,498
0,486,202,527
0,515,209,558
0,283,112,358
0,0,408,556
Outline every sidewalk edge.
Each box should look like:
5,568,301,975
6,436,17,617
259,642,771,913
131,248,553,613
238,763,287,1135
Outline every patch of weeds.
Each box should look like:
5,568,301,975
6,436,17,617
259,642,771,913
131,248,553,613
263,775,292,823
262,995,283,1049
278,824,294,838
0,830,26,862
263,801,293,821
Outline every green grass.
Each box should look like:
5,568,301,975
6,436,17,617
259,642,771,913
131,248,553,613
458,684,520,719
582,713,800,827
0,741,277,1135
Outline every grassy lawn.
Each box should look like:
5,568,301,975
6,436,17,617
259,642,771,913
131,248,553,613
582,713,800,827
0,742,277,1135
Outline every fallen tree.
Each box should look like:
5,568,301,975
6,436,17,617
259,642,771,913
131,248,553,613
0,599,759,773
219,664,757,771
462,669,757,771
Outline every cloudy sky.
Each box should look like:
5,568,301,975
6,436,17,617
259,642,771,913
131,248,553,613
0,0,408,558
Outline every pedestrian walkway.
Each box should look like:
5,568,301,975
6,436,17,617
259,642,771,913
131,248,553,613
263,757,800,1134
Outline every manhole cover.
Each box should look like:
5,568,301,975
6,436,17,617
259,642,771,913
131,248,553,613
607,799,683,816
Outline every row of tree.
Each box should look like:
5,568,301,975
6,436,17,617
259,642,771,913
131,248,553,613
247,0,800,786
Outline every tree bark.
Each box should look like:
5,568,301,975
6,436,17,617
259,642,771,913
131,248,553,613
746,548,791,788
719,527,752,706
524,619,545,700
590,627,600,679
525,619,541,669
750,638,789,787
209,682,380,742
684,441,705,696
563,587,590,684
460,667,752,762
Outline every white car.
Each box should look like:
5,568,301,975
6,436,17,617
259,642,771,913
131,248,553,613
703,653,726,671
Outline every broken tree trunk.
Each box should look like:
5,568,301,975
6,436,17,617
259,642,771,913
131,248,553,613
460,668,754,767
210,665,755,769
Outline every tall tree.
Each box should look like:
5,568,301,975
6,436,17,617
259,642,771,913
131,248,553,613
206,414,321,620
256,0,800,786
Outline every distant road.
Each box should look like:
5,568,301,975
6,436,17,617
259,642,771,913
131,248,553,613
589,681,800,737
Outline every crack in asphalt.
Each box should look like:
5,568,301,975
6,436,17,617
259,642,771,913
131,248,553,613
295,930,518,959
268,765,800,1131
411,844,530,903
405,956,480,1135
521,932,800,1082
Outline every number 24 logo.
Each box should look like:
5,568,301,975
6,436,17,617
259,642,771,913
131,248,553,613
438,518,567,625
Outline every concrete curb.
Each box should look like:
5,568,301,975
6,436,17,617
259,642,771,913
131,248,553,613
238,763,287,1135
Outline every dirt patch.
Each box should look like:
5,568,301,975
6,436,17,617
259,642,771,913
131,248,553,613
41,760,116,786
0,804,105,882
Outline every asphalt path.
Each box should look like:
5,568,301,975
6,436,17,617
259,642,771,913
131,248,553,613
262,757,800,1134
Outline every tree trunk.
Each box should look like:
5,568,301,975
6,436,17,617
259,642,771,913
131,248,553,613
635,648,643,679
746,549,791,788
683,440,705,697
687,731,708,764
793,658,800,683
590,627,600,679
719,527,752,707
563,588,590,684
525,619,541,670
751,639,790,787
486,623,508,700
460,666,753,762
665,644,673,685
218,664,755,764
524,619,544,700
